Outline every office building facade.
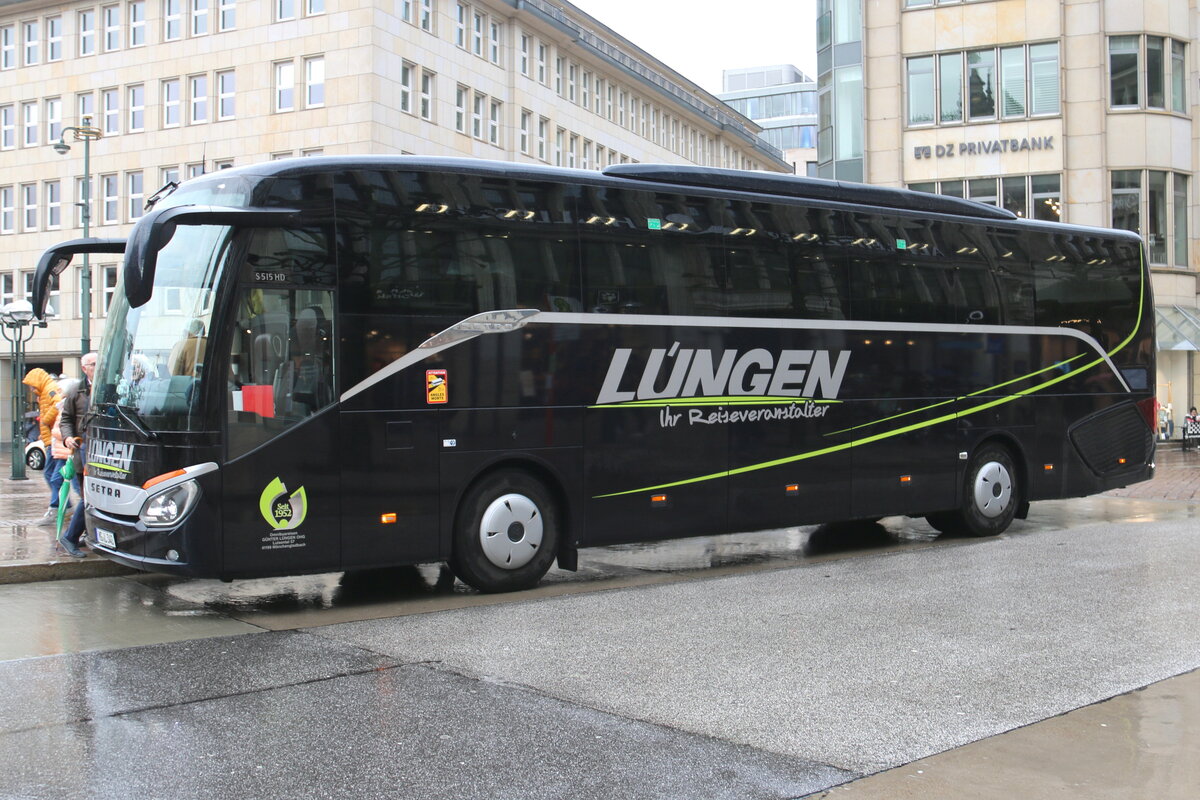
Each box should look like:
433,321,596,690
719,64,818,175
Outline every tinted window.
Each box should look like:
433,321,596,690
724,200,846,319
1032,231,1143,354
578,187,723,316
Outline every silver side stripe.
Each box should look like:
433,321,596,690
341,309,538,402
340,309,1130,402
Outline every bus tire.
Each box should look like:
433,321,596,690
928,444,1018,537
450,470,559,593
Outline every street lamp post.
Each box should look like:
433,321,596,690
53,115,103,357
0,301,41,480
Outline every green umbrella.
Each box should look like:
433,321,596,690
55,457,75,542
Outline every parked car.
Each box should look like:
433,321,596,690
25,439,46,471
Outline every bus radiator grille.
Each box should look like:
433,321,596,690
1068,403,1155,476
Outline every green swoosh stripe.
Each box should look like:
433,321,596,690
86,461,130,474
594,249,1148,499
590,396,840,409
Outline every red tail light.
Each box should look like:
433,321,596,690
1136,397,1157,432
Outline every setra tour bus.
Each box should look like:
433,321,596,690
33,156,1156,592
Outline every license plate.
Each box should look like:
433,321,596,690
95,527,117,549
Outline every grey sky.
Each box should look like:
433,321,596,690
569,0,818,94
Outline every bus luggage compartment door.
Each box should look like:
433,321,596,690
221,408,342,576
583,403,728,546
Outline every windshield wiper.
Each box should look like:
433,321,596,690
99,401,158,441
144,180,179,211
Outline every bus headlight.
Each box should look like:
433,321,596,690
140,480,200,527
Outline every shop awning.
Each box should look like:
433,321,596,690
1156,305,1200,351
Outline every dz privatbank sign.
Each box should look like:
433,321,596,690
913,135,1054,160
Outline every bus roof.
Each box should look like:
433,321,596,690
188,155,1143,244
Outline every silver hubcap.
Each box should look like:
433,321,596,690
972,461,1012,519
479,493,543,570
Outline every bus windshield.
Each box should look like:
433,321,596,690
94,224,230,431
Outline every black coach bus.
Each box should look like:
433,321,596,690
33,156,1155,592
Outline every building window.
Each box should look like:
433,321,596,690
420,0,433,32
46,98,62,143
45,180,61,229
488,99,500,145
400,0,414,23
102,265,118,315
79,11,96,56
519,35,529,76
911,174,1061,222
129,1,145,46
23,20,39,65
74,178,89,227
277,0,296,22
835,65,863,161
101,173,119,224
22,101,37,146
127,171,144,220
454,84,467,132
419,70,434,120
489,21,500,64
275,62,294,112
47,16,63,60
519,109,530,154
908,43,1058,127
219,0,236,31
21,183,36,231
1173,173,1188,266
472,92,484,138
1171,40,1186,113
164,0,182,40
128,84,145,132
400,63,413,113
307,0,324,15
305,56,324,108
163,79,181,126
102,89,119,134
0,186,13,233
217,70,235,119
537,117,547,161
1110,35,1187,111
103,5,121,51
190,74,208,122
1111,170,1188,267
454,3,466,47
79,92,95,126
536,43,547,85
0,25,12,69
472,10,484,56
554,127,563,166
907,56,934,125
192,0,208,35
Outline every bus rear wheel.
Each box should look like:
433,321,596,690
926,444,1018,537
450,470,560,593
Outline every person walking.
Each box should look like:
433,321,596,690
21,368,67,525
58,353,97,558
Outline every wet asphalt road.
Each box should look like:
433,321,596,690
0,489,1198,799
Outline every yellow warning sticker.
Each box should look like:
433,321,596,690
426,369,448,404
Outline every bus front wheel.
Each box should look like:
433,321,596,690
926,444,1018,537
450,470,560,593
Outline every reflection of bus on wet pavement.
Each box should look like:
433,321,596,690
32,156,1156,592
